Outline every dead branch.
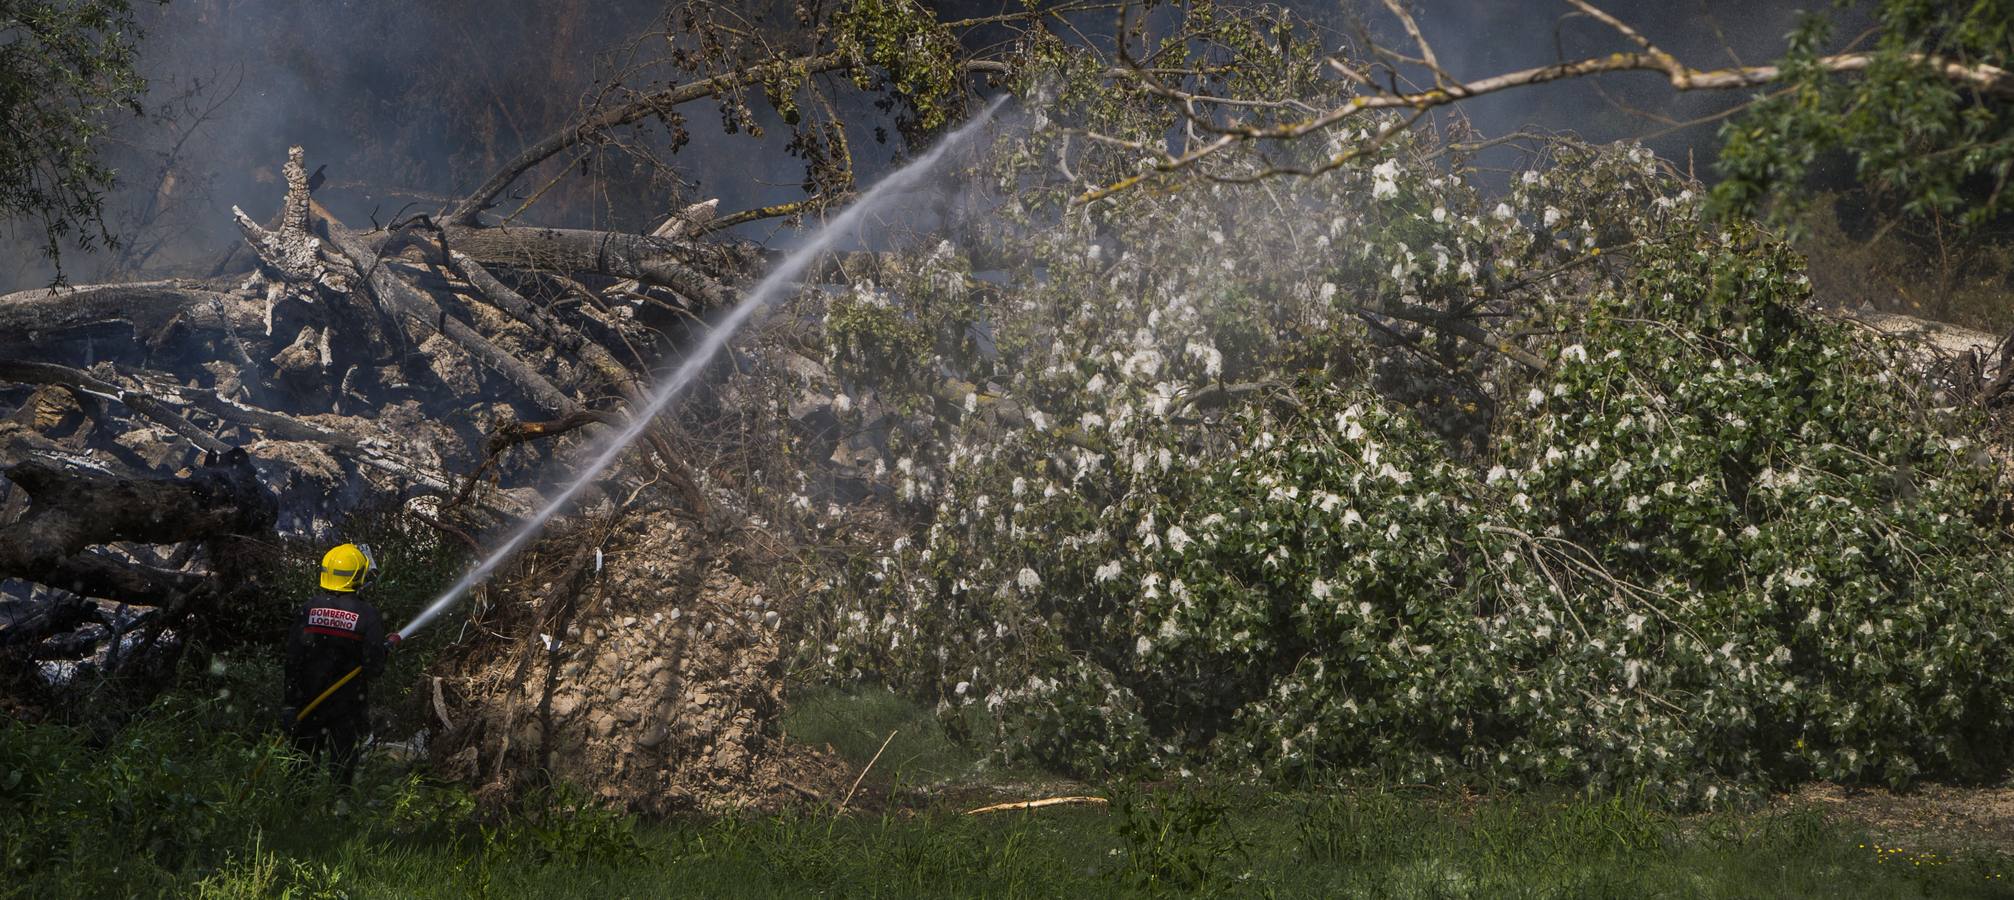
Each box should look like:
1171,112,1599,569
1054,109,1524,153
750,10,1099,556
432,224,747,309
0,427,271,602
0,593,99,649
24,553,211,612
0,279,252,357
446,408,620,513
1079,0,2014,203
835,728,896,813
965,796,1110,815
432,675,456,731
0,361,230,456
0,354,503,516
311,206,580,417
445,250,706,514
606,199,721,300
148,381,527,515
445,249,645,397
409,508,481,554
488,409,622,453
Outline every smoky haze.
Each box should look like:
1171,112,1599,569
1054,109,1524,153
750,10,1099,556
2,0,1846,290
4,0,814,287
1390,0,1857,167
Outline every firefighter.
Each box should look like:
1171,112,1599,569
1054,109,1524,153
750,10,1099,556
283,542,396,784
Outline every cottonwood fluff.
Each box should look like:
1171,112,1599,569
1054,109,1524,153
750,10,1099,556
393,95,1010,641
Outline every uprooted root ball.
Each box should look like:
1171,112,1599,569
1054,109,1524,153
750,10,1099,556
428,506,844,814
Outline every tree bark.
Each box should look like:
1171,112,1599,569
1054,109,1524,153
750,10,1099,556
0,430,273,602
0,279,253,358
433,224,747,309
313,211,581,417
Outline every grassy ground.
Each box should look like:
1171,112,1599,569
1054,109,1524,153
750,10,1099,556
4,686,2011,898
129,783,2014,898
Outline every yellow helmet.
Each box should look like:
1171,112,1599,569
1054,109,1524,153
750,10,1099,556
319,542,377,592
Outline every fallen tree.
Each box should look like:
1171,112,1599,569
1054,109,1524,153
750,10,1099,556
0,0,1041,809
0,142,739,664
4,0,2012,814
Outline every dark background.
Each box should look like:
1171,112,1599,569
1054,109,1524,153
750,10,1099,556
0,0,1853,289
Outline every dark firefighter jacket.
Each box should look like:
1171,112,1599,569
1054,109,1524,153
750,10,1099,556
283,590,389,720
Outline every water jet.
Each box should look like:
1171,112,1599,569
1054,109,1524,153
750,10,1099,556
391,95,1009,641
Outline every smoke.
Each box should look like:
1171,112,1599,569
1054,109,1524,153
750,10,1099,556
1,0,901,288
0,0,1858,291
394,94,1012,640
1353,1,1873,171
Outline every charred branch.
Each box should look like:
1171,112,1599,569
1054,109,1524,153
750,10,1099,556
31,553,209,611
446,52,856,225
0,354,503,517
160,384,530,516
0,361,231,455
447,409,620,514
445,250,642,397
311,208,580,417
445,250,708,515
0,279,252,360
0,431,271,603
430,224,748,309
0,593,97,650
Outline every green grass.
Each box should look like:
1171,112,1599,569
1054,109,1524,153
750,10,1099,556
779,684,991,788
6,688,2012,898
109,784,2014,898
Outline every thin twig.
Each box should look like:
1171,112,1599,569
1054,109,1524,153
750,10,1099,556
837,729,897,813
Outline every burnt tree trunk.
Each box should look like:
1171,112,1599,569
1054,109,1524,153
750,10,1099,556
0,433,272,604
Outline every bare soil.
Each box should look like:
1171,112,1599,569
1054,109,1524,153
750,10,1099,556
1787,782,2014,855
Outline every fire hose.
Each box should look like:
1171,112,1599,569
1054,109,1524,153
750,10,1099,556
294,666,362,722
292,633,400,723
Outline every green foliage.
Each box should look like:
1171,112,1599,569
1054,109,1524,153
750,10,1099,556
0,508,484,897
1,700,297,894
0,693,647,899
1296,787,1448,866
1488,223,2014,793
0,0,157,271
1714,0,2014,231
765,26,2014,800
189,834,349,900
5,678,2009,896
779,684,986,787
827,282,950,401
830,0,964,135
484,784,649,868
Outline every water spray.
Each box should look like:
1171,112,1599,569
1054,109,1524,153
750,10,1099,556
389,95,1010,642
